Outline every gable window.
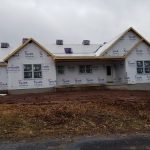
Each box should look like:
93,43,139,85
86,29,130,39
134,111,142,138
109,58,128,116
79,65,92,74
24,64,42,79
57,66,65,74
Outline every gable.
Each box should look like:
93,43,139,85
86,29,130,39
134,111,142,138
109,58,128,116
100,30,141,57
105,31,141,56
3,39,54,62
7,42,53,63
126,41,150,60
95,27,150,57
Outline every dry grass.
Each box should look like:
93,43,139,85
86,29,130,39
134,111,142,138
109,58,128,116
0,90,149,140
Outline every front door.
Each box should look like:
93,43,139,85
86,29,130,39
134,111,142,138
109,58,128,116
106,65,113,83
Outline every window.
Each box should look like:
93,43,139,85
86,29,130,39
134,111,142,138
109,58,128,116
144,61,150,73
137,61,143,74
33,64,42,78
137,68,143,74
137,61,150,74
64,48,73,54
79,65,85,73
86,65,92,73
24,64,42,79
57,66,64,74
79,65,92,74
24,64,32,78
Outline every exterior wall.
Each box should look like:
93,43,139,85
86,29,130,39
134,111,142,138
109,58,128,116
104,31,141,56
0,66,8,90
125,42,150,84
7,42,56,90
115,61,126,83
56,61,125,86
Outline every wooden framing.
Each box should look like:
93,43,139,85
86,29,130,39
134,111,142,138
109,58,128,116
0,62,7,66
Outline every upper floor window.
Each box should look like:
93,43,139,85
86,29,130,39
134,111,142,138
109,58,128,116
79,65,92,74
24,64,42,79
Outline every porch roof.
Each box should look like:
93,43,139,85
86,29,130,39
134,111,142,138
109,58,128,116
54,56,125,62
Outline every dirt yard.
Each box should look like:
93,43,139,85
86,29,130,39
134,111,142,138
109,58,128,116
0,89,150,140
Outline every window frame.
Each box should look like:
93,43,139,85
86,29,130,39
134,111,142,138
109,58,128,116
33,64,42,78
24,64,33,79
24,64,42,79
79,65,92,74
144,61,150,74
137,61,144,74
57,65,65,75
136,61,150,74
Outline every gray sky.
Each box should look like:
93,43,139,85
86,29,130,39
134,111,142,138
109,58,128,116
0,0,150,45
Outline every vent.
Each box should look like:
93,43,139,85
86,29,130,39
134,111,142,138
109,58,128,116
82,40,90,45
64,48,72,54
1,43,9,48
22,38,29,44
56,40,63,45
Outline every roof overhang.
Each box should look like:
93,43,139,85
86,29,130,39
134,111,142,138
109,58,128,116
54,56,125,62
0,62,7,66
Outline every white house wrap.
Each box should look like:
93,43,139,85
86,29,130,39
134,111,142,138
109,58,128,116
0,27,150,94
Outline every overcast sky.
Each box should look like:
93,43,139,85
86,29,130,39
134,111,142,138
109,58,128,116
0,0,150,46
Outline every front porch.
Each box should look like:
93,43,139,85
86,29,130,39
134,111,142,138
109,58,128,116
55,60,127,86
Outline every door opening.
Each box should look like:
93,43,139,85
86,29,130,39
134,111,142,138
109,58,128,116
106,66,113,83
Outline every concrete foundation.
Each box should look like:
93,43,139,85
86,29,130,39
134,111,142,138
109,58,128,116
56,83,150,92
0,83,150,95
8,87,56,95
